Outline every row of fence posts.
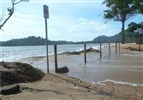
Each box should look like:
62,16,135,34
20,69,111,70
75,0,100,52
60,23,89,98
53,42,121,73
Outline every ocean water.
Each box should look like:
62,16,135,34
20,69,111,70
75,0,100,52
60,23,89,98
0,43,111,61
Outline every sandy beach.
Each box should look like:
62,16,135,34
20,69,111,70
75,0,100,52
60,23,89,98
1,43,143,100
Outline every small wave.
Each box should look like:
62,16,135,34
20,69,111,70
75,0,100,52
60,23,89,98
1,44,109,61
98,79,143,87
61,47,100,55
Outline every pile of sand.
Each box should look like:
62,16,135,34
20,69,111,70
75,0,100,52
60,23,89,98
0,61,45,86
121,44,143,51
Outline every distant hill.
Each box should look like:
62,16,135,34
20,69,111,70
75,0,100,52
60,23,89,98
92,35,109,42
93,33,122,43
0,31,140,46
93,31,137,43
93,21,143,43
0,36,73,46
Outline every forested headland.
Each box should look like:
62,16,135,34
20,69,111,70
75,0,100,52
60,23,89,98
0,36,74,46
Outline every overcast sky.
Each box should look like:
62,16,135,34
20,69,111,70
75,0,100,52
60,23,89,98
0,0,142,42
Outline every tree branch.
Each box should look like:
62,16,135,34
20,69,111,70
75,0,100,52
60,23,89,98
0,1,14,30
0,0,29,30
15,0,29,5
0,12,14,30
14,0,23,5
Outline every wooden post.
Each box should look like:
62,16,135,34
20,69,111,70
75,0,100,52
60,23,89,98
54,45,58,72
115,42,117,53
84,43,87,63
139,36,141,51
109,42,111,55
100,43,102,58
118,43,120,52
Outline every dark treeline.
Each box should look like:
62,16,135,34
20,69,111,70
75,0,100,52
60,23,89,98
0,36,94,46
0,36,74,46
0,33,142,46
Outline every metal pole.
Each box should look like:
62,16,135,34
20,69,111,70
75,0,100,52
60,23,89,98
54,45,58,72
45,18,49,73
100,43,102,58
84,43,87,63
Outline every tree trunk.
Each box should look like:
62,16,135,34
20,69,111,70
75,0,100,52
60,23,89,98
122,21,125,44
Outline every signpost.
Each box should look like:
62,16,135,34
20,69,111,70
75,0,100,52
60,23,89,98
43,5,49,73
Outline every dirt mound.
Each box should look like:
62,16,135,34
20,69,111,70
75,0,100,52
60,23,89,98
122,44,143,51
0,61,45,86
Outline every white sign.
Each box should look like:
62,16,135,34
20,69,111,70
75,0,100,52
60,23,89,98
43,5,49,19
136,28,143,34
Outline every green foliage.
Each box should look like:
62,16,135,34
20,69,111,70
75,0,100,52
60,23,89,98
127,22,139,32
103,0,139,44
132,0,143,14
126,21,143,44
0,36,45,46
103,0,137,21
127,21,143,32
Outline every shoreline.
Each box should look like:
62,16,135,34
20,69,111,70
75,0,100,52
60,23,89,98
0,43,114,62
1,43,143,99
16,43,143,86
98,79,143,87
1,73,143,100
65,73,143,87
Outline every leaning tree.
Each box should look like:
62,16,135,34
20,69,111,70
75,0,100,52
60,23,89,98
103,0,139,44
0,0,29,30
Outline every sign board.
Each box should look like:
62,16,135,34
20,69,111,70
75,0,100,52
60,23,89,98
43,5,49,19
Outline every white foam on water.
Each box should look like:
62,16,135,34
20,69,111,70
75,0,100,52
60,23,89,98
80,78,143,86
123,54,143,57
98,79,143,87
